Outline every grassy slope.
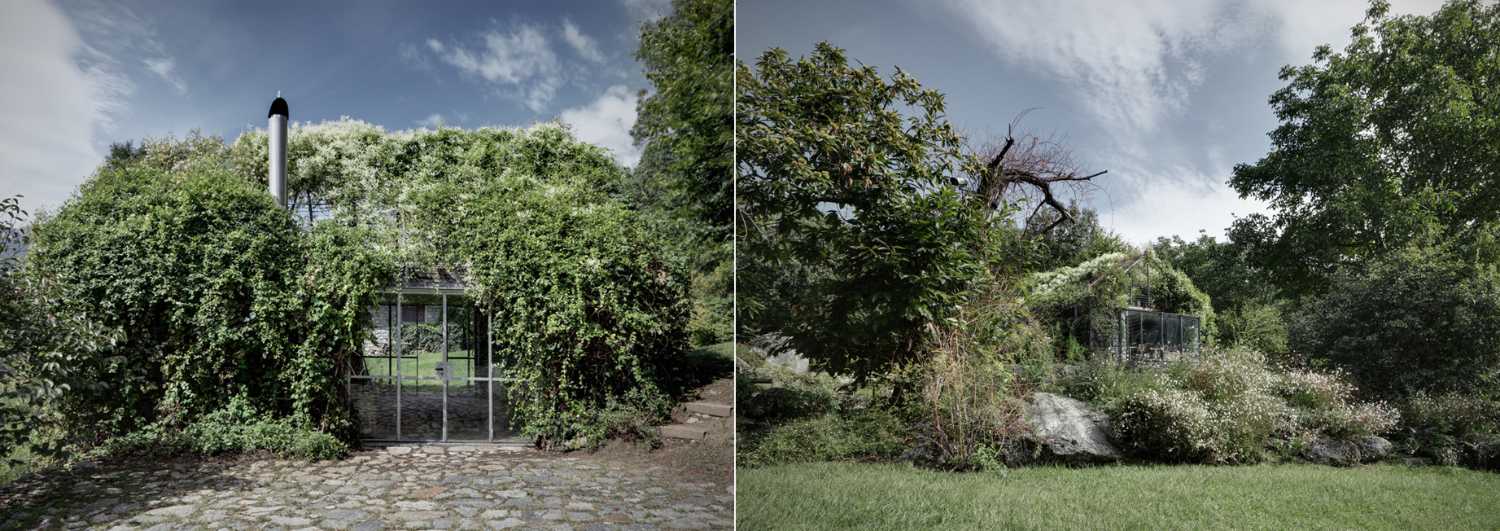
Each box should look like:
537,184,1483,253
739,462,1500,530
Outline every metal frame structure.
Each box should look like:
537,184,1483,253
347,279,521,443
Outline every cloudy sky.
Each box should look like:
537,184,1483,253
2,0,672,215
739,0,1445,243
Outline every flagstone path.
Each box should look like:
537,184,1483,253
0,445,732,530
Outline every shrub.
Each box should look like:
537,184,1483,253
1109,349,1396,464
1399,392,1500,469
738,408,908,467
1110,387,1217,462
1181,349,1277,402
458,180,690,448
576,389,672,450
1217,302,1289,358
1276,370,1355,410
912,285,1047,470
28,161,309,439
21,137,390,454
1056,357,1182,407
93,396,347,461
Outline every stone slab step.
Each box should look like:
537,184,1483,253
660,424,709,440
684,401,733,417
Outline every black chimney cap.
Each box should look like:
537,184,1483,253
268,97,289,118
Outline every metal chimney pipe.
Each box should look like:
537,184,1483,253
268,93,289,208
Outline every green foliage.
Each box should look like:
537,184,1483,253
631,0,733,237
913,285,1047,470
457,180,690,448
293,224,397,436
1057,357,1183,407
739,408,908,468
16,136,395,456
1216,301,1289,358
1288,241,1500,399
1152,233,1271,312
686,240,733,345
738,366,843,426
27,162,311,439
93,395,346,461
1229,0,1500,294
575,390,672,450
737,42,985,381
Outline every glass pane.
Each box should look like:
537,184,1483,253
1142,312,1160,350
349,378,396,440
400,384,443,441
447,302,477,381
447,377,488,441
399,294,445,379
1165,314,1180,349
356,297,400,377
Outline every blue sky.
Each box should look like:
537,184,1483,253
738,0,1444,243
2,0,673,215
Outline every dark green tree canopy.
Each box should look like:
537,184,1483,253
737,42,984,380
1230,0,1500,294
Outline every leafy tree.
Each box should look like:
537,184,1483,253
738,42,985,381
631,0,733,236
1151,232,1270,313
1289,241,1500,399
630,0,733,345
1230,0,1500,294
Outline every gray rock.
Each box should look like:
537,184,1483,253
1305,435,1391,466
1023,392,1121,463
1358,435,1393,461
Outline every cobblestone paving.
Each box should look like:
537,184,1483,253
1,445,732,530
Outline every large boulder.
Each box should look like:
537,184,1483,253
1304,435,1392,466
1023,393,1121,464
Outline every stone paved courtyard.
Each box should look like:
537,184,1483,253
0,445,732,530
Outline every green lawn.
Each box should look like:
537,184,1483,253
738,462,1500,530
363,349,481,380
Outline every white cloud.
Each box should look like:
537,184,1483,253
940,0,1242,135
428,23,563,113
143,56,186,95
621,0,673,22
416,113,447,128
0,1,119,215
1101,180,1269,245
940,0,1442,243
561,19,605,63
560,85,641,166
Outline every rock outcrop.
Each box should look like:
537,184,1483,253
1023,392,1121,464
1304,435,1393,466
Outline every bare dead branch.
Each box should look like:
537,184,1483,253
970,113,1108,235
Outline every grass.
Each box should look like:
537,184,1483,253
363,349,480,380
738,462,1500,530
